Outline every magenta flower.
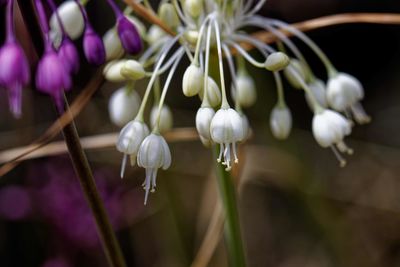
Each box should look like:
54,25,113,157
36,46,72,111
58,37,80,74
117,15,142,55
83,25,106,66
0,41,30,118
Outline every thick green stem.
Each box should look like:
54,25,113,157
213,147,246,267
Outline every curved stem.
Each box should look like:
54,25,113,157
273,72,286,107
6,0,15,42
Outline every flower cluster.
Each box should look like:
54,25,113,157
1,0,371,204
105,0,372,204
0,0,142,114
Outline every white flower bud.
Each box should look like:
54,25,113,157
150,105,173,133
196,107,215,143
49,0,84,40
306,79,328,109
184,30,199,46
240,113,251,142
120,60,146,80
137,133,171,204
147,25,167,45
199,77,221,108
185,0,203,18
109,87,140,127
103,29,124,61
283,59,309,89
117,120,150,177
182,64,204,97
103,60,127,82
158,3,180,29
265,52,290,72
210,108,244,171
270,105,292,140
234,73,257,108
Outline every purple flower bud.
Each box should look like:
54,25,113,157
58,37,80,74
83,26,106,65
117,15,142,55
0,41,30,118
36,47,71,111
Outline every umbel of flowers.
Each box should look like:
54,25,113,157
0,0,371,204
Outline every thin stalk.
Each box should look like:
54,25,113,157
213,147,246,267
60,97,127,267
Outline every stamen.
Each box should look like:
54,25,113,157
151,168,158,193
232,143,239,164
224,143,232,171
336,141,354,155
143,168,152,205
330,146,347,168
130,154,136,166
217,143,224,163
120,154,128,178
351,102,372,124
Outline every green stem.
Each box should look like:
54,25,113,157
213,147,246,267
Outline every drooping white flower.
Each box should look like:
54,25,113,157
120,60,146,80
150,105,173,133
196,106,215,146
306,79,328,109
270,105,292,140
199,77,222,108
146,25,167,45
103,60,128,82
184,0,203,18
326,72,371,124
210,108,244,171
182,64,204,97
158,3,180,29
240,113,251,142
137,133,171,205
265,52,290,72
109,87,140,127
312,109,353,167
49,0,84,40
116,120,150,177
234,73,257,108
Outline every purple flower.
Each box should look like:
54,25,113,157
83,26,105,65
36,46,71,111
0,41,30,118
117,15,142,55
58,37,80,74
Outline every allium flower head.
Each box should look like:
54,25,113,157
0,41,30,117
137,133,171,205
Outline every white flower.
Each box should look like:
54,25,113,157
109,87,140,127
306,79,328,109
150,105,173,133
49,0,84,40
182,64,204,97
158,3,180,29
234,73,257,108
199,77,222,108
240,113,251,142
312,109,353,166
326,72,371,124
270,105,292,140
103,29,124,61
116,120,150,177
137,134,171,205
147,25,167,45
210,108,244,171
196,107,215,145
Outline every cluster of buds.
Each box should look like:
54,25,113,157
0,0,142,115
1,0,371,204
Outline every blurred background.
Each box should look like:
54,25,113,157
1,0,400,266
